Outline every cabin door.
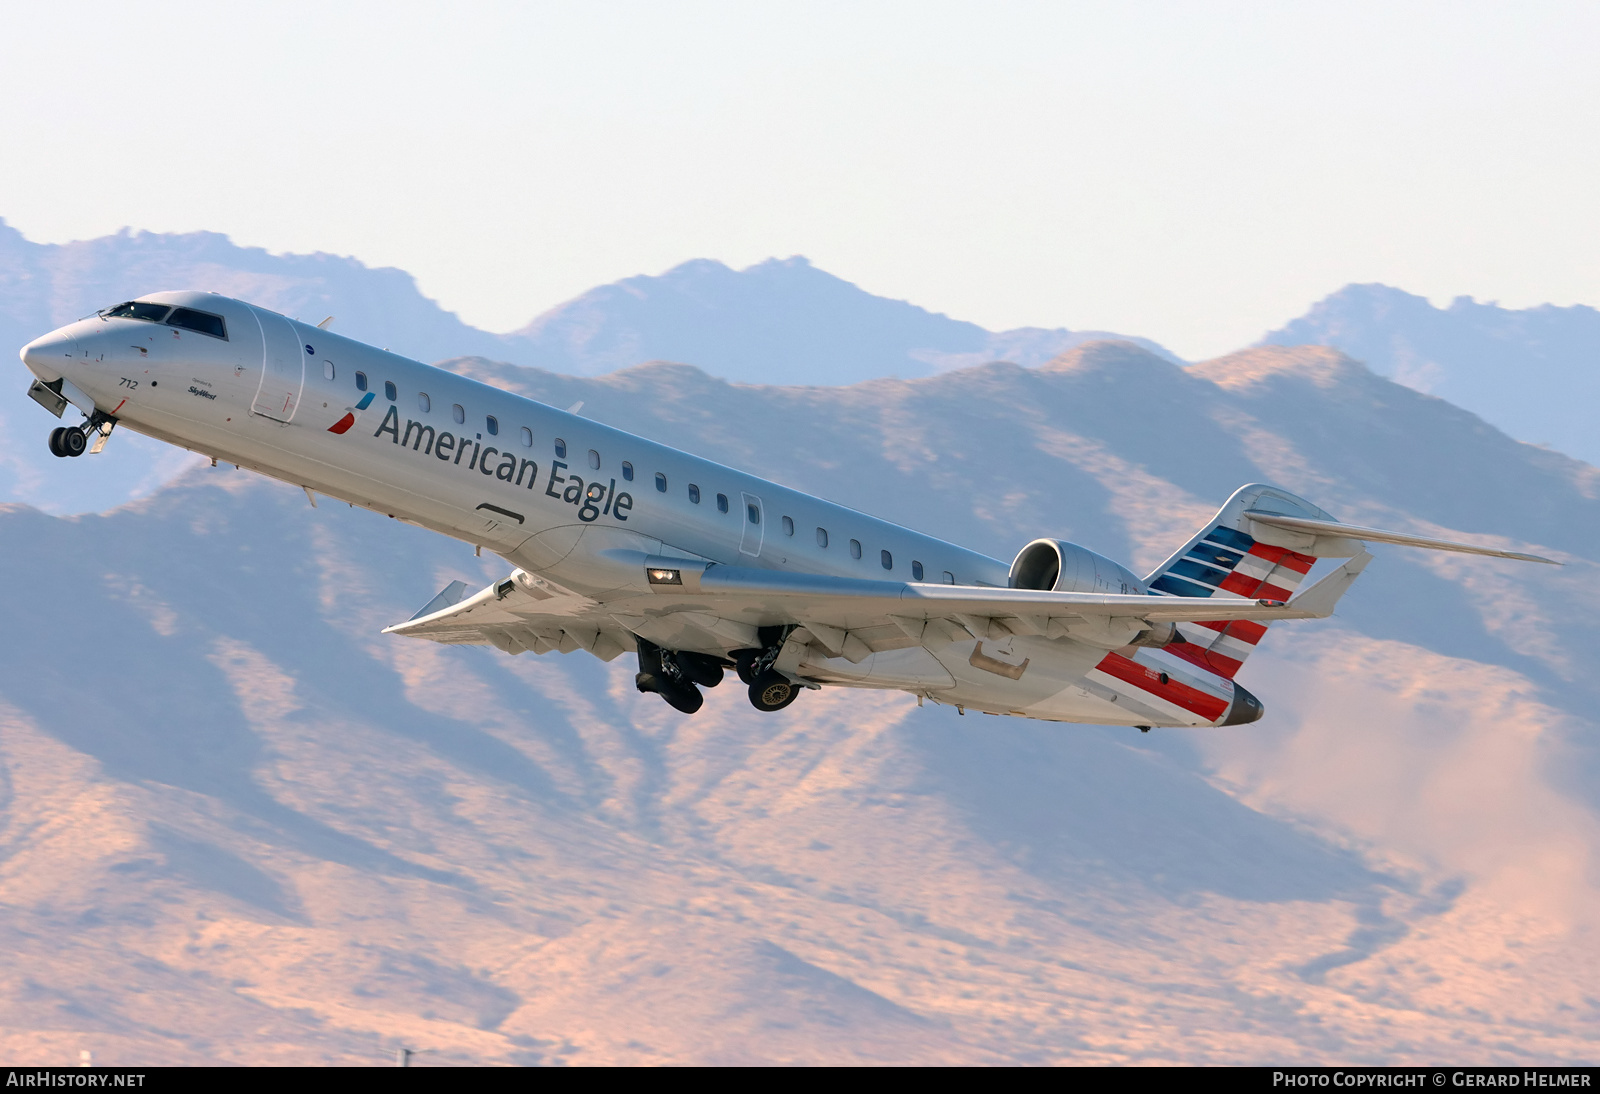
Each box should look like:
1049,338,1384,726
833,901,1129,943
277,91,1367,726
251,311,305,423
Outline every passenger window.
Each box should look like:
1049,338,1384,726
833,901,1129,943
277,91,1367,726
912,560,924,581
486,415,499,436
165,307,227,339
655,473,668,493
717,494,729,514
555,438,567,458
688,484,701,504
747,504,760,524
520,427,533,447
816,527,829,548
942,571,955,584
356,371,367,392
323,361,335,381
418,392,430,412
384,381,397,401
588,449,600,470
622,461,634,481
849,539,862,560
452,403,464,424
881,550,893,570
782,515,794,536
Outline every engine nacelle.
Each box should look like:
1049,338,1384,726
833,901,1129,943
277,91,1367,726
1009,538,1146,596
1008,539,1178,649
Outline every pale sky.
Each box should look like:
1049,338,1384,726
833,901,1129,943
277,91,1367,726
4,1,1599,359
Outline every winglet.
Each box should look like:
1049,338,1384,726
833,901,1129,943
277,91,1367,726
399,579,470,624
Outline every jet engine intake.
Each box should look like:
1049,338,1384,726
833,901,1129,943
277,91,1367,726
1010,539,1180,648
1009,538,1148,596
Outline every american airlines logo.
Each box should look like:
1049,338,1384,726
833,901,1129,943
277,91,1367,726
367,406,635,523
328,392,376,433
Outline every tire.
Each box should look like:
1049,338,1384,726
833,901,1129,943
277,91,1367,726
659,681,704,714
733,650,759,686
61,428,87,457
748,671,800,712
48,427,66,458
676,651,725,688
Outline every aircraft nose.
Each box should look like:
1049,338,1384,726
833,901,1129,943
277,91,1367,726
20,331,79,378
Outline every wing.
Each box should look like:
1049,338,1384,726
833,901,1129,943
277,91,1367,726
382,552,1371,663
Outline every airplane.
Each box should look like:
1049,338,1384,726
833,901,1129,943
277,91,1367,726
18,291,1558,728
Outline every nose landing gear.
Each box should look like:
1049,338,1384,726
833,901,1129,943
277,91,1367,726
47,412,114,459
47,426,80,458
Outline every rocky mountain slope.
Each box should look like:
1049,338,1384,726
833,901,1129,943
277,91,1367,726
1,343,1594,1064
0,221,1158,515
1264,283,1600,466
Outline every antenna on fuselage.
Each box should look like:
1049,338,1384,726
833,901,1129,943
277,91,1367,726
316,316,334,329
566,400,584,415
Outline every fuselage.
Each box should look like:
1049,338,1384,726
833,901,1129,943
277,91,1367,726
20,290,1244,727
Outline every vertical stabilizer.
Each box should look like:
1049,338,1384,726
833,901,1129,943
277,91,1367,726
1142,484,1338,678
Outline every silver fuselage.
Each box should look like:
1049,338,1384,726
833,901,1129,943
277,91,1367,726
21,290,1237,727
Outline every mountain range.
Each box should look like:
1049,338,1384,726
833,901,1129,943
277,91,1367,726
1263,284,1600,467
1,340,1596,1064
0,221,1166,516
8,219,1600,513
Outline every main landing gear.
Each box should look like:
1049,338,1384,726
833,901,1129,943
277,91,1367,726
634,626,806,714
634,637,727,714
733,625,801,713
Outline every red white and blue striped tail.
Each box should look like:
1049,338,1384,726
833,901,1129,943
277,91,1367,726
1141,484,1337,680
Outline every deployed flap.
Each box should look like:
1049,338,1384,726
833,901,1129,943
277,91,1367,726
1241,511,1559,565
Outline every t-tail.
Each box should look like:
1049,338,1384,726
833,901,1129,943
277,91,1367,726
1144,485,1336,681
1136,483,1557,724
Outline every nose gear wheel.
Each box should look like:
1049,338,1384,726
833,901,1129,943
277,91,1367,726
48,426,87,458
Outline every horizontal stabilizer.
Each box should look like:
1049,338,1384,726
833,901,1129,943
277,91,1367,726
1242,511,1559,565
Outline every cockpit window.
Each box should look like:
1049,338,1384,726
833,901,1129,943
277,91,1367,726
104,301,171,322
165,307,227,340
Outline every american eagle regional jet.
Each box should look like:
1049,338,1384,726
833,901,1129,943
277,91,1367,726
19,292,1556,727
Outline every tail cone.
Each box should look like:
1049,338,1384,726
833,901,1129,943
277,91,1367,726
1220,683,1264,725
